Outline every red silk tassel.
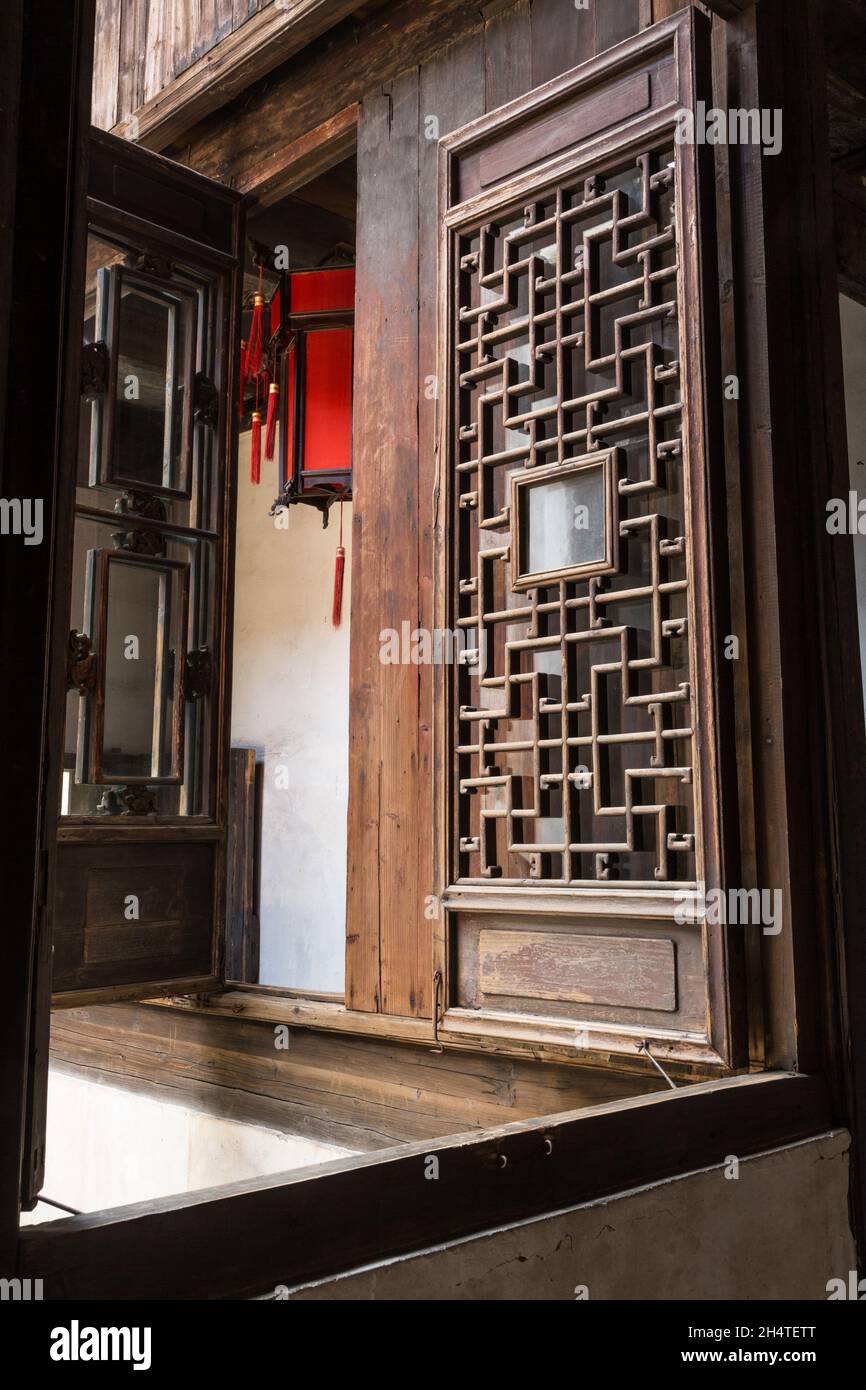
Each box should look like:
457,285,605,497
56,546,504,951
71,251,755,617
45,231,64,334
245,292,265,378
332,546,345,627
264,381,279,461
250,409,262,485
332,501,345,627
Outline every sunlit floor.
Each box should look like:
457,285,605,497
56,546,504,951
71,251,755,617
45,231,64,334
21,1066,356,1222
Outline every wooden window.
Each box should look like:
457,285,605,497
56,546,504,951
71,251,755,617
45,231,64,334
50,129,244,1002
436,10,740,1068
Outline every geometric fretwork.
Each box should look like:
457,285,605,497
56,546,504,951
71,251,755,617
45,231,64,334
451,145,698,885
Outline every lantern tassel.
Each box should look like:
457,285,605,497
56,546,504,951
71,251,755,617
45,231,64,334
250,409,262,485
264,381,279,461
332,546,345,627
246,292,265,378
332,500,345,627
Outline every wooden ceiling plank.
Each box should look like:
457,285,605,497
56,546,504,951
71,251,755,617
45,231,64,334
112,0,364,151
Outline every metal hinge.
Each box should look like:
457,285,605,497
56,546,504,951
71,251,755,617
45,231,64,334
193,372,219,429
184,645,212,701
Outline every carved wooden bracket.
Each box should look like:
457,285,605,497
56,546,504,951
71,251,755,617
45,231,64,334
118,785,158,816
114,491,167,521
80,341,109,398
66,629,96,696
111,527,167,557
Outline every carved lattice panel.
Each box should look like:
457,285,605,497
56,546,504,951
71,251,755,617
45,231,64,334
451,146,698,887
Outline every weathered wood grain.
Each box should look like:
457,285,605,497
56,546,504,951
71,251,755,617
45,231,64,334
18,1073,832,1300
478,930,677,1010
111,1,362,148
530,0,596,89
49,1002,651,1153
237,103,358,203
91,0,121,130
175,0,486,182
484,0,531,110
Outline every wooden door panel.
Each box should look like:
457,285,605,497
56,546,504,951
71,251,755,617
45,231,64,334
52,843,215,999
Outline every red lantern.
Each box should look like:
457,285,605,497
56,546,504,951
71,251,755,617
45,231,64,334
276,266,354,524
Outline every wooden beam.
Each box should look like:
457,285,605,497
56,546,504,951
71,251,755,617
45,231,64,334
238,103,358,205
17,1072,832,1299
111,0,364,151
49,1002,648,1153
652,0,757,18
701,0,755,17
177,0,485,188
155,984,701,1077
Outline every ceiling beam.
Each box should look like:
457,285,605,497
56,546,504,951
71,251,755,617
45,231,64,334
699,0,756,17
174,0,484,189
112,0,365,152
238,103,358,206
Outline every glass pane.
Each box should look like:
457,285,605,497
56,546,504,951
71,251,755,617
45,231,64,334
523,464,606,577
110,274,196,494
80,230,223,530
62,517,215,817
101,555,186,781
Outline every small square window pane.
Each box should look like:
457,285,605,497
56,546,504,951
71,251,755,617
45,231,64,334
524,464,606,577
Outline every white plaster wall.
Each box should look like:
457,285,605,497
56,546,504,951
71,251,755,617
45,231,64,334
281,1131,855,1301
840,293,866,705
231,429,351,991
21,1067,354,1221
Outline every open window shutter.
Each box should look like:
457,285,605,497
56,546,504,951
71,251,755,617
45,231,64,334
49,130,244,1007
23,127,244,1206
436,9,742,1071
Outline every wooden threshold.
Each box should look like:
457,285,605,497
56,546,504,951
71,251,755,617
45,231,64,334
155,986,728,1080
111,1,364,151
17,1071,832,1300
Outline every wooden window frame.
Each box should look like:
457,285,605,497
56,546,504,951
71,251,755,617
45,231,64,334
509,448,620,591
81,548,191,786
93,263,198,500
6,0,866,1297
431,9,739,1072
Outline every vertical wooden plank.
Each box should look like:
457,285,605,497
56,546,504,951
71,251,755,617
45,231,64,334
485,0,531,110
376,70,424,1018
346,73,421,1014
143,0,173,104
172,0,198,76
91,0,121,130
596,0,643,53
530,0,595,87
116,0,147,127
233,0,259,29
419,29,486,1022
214,0,236,46
652,0,690,20
225,748,260,983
